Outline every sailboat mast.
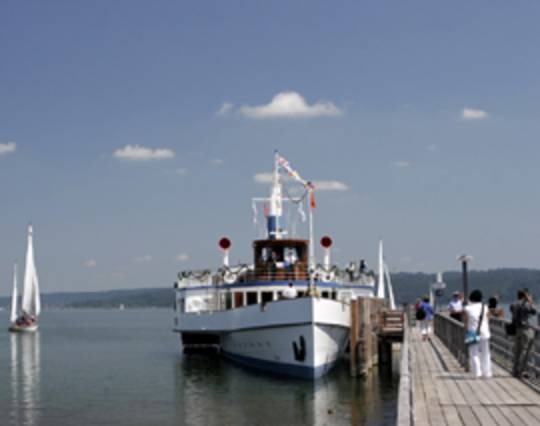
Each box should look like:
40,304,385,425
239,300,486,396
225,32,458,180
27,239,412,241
377,239,385,299
384,262,396,309
21,224,40,318
10,262,18,323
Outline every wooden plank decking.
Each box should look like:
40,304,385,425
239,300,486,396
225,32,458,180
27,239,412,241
408,327,540,426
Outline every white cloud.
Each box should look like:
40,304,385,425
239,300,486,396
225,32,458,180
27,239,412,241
462,108,489,120
135,254,152,262
254,172,279,183
0,142,16,156
84,259,97,268
216,102,234,116
113,145,175,161
175,168,188,175
209,158,224,165
177,253,190,262
239,91,343,119
393,160,410,168
312,180,349,191
253,173,348,191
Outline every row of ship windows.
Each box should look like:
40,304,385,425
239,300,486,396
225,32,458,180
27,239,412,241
225,290,338,309
229,341,272,349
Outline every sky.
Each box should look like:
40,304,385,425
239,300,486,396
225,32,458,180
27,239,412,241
1,1,540,295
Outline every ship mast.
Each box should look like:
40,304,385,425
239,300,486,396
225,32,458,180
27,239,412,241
271,152,316,290
268,151,284,240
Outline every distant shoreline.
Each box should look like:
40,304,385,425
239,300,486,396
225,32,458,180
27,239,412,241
1,267,538,309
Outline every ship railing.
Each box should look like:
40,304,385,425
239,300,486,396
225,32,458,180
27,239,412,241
176,266,376,287
176,270,214,288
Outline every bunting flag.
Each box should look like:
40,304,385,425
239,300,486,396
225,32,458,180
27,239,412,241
277,153,316,209
251,201,258,225
277,154,310,188
310,190,316,209
297,203,306,222
263,204,269,217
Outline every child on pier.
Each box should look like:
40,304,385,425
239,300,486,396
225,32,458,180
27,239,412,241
464,290,492,378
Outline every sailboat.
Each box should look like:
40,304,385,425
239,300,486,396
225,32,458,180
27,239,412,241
377,239,396,310
9,224,41,333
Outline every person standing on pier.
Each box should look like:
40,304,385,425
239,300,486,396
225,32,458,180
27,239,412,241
417,296,433,341
510,289,537,378
448,292,463,322
464,290,492,378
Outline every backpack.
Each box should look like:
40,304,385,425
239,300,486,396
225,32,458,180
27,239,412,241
416,306,426,321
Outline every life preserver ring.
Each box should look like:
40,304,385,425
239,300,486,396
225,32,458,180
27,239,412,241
223,271,237,284
320,271,335,282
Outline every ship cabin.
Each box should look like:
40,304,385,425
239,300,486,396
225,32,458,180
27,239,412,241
249,238,309,282
174,237,358,316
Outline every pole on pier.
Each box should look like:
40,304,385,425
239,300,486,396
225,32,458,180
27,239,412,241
457,254,473,305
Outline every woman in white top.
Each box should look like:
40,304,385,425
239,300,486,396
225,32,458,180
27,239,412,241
464,289,492,378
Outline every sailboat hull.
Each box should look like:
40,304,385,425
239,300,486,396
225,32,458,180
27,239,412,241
9,323,38,333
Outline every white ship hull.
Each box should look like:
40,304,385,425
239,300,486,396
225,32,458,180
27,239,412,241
174,297,350,379
9,323,38,333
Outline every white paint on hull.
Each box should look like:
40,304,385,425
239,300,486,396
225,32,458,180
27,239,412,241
175,297,350,378
9,323,38,333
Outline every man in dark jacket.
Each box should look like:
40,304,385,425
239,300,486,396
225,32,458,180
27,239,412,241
510,289,537,378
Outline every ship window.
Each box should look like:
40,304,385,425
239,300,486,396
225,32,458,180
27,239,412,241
260,247,274,262
246,292,258,305
234,292,244,308
331,291,337,300
284,247,298,265
321,291,329,299
261,292,273,304
297,291,305,298
225,292,232,310
277,291,283,299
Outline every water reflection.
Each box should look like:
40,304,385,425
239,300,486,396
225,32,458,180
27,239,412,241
10,332,41,426
174,355,399,426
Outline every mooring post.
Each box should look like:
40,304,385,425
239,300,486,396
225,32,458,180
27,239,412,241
350,299,359,377
361,297,372,373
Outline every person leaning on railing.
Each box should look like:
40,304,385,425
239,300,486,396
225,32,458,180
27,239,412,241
510,289,537,378
488,295,505,319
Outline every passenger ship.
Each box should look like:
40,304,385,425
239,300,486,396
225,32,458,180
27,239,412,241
173,153,384,379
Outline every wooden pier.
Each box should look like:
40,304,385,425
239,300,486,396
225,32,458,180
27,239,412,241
398,312,540,426
349,298,405,376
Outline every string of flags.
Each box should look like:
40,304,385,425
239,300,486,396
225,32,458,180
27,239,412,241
276,154,316,210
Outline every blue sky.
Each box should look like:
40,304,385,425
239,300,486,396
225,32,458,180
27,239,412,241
1,1,540,294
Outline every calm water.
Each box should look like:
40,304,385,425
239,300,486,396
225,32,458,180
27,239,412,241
0,309,398,426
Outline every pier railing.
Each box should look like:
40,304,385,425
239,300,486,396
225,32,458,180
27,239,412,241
396,318,411,426
434,311,540,390
433,313,468,366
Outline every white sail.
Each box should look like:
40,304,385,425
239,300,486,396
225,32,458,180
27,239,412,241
21,224,40,317
10,262,18,323
377,239,385,299
384,262,396,310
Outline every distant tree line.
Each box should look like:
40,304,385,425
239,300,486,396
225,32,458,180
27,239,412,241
392,268,540,304
1,268,538,309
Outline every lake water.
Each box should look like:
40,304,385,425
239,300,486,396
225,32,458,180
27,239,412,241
0,309,398,426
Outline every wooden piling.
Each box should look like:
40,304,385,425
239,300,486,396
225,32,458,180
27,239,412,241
360,297,373,374
349,299,359,377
